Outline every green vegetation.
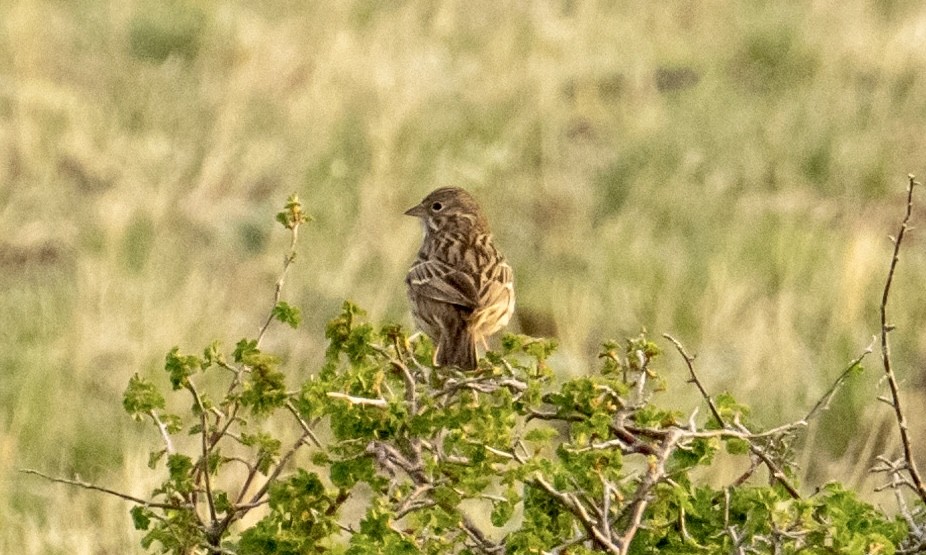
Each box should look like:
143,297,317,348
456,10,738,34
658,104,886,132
16,195,919,553
3,1,926,552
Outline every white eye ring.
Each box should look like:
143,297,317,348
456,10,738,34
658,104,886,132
431,202,443,211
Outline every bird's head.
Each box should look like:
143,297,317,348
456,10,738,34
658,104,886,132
404,187,489,233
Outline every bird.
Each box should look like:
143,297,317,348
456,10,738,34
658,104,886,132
404,187,515,370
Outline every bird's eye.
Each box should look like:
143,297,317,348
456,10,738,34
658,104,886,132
431,202,443,211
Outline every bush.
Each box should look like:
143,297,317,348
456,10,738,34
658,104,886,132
26,190,926,554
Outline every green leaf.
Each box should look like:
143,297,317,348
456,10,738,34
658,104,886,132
501,334,558,362
275,193,311,230
725,437,751,455
491,499,515,527
164,347,202,390
524,426,558,443
669,437,719,471
203,340,223,366
213,490,231,514
123,373,165,417
330,457,374,488
324,301,375,364
233,338,260,363
240,362,288,416
130,506,152,530
162,413,183,434
598,340,623,375
626,333,661,364
166,454,195,493
713,392,751,427
633,405,681,428
147,449,166,470
272,301,302,329
432,485,462,507
241,432,282,474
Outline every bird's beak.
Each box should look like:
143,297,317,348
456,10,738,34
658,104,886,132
404,204,427,218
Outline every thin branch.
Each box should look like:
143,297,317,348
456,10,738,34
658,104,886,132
20,469,180,510
369,343,419,413
601,474,614,543
878,175,926,506
803,339,873,422
663,334,801,499
616,428,682,554
247,431,310,506
147,409,175,455
256,217,302,347
186,381,218,524
547,533,590,554
394,484,435,519
533,474,622,554
369,344,425,470
326,392,389,408
208,401,240,451
663,334,724,426
233,464,260,508
529,409,658,456
872,455,925,538
460,514,505,554
433,375,528,400
285,400,323,448
366,441,425,480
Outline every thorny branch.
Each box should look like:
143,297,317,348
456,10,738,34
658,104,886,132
662,334,725,427
664,330,873,501
663,334,801,499
19,469,180,510
878,175,926,508
803,341,872,422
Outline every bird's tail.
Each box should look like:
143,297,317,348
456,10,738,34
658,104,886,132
436,323,477,371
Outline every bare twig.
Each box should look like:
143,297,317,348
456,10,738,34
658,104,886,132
20,469,180,509
664,334,724,426
326,392,389,408
460,514,505,553
232,463,260,508
803,340,873,422
285,400,323,448
630,347,650,405
878,175,926,506
147,409,175,455
872,456,925,538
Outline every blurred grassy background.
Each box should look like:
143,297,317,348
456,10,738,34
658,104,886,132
4,0,926,552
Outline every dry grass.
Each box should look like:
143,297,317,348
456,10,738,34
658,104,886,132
4,1,926,551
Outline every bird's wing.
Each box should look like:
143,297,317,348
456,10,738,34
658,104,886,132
476,258,513,300
407,259,479,309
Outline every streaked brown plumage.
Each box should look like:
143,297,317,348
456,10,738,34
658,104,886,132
405,187,515,370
